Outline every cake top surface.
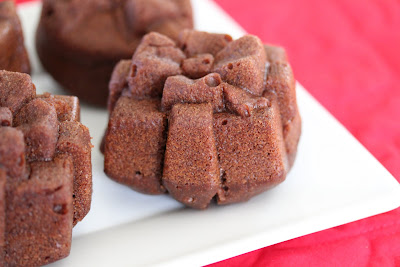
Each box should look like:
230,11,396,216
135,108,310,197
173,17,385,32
0,70,86,179
39,0,193,58
109,30,291,118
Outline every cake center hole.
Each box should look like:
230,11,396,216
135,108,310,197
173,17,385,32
205,75,221,87
202,59,210,65
130,64,137,78
53,204,68,215
224,35,233,42
1,121,10,126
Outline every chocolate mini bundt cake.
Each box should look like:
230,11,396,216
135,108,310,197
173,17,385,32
103,30,301,209
0,1,30,74
0,70,92,266
36,0,193,106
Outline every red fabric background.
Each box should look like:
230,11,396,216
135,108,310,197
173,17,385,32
15,0,400,266
210,0,400,266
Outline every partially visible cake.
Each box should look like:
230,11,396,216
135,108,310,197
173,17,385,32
0,70,92,266
36,0,193,106
103,30,301,209
0,1,30,73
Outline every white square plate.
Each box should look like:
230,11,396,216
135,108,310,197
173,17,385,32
16,1,400,266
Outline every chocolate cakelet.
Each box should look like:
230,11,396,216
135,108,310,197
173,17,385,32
103,30,301,209
0,1,31,74
0,70,92,266
36,0,193,106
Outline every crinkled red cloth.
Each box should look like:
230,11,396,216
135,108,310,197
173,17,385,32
15,0,400,266
211,0,400,266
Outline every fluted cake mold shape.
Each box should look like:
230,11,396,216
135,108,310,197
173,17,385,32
0,1,31,74
103,30,301,209
35,0,193,106
0,70,92,266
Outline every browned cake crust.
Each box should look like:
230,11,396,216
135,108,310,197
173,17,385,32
36,0,193,106
0,169,5,265
103,30,301,209
0,70,92,266
0,1,30,74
